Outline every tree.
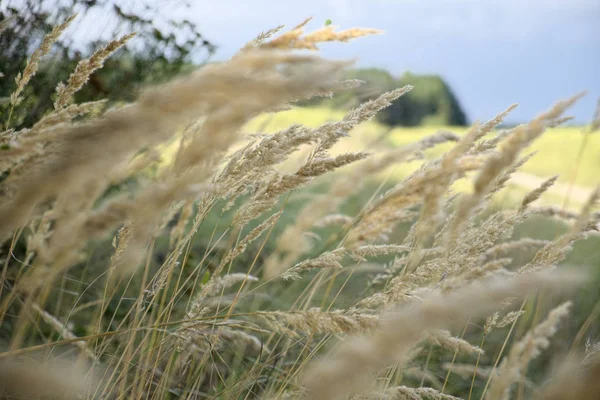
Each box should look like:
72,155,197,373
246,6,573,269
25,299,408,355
0,0,215,128
306,67,468,127
380,72,467,126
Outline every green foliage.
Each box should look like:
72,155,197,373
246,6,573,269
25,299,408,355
381,71,467,126
0,0,214,128
307,67,468,127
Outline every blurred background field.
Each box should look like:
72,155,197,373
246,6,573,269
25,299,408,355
248,107,599,187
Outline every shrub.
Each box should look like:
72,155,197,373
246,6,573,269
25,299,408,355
304,67,468,127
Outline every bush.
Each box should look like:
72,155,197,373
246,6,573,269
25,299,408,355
305,67,468,127
0,0,214,128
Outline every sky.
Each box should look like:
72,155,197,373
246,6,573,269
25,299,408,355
178,0,600,125
46,0,600,124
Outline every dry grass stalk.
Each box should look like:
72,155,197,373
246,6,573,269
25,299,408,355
204,273,259,297
281,248,346,280
54,33,136,109
186,211,281,318
426,329,484,355
352,386,462,399
300,270,583,400
446,94,584,248
315,213,354,227
232,86,411,230
443,362,492,380
280,244,409,280
522,186,600,273
361,131,459,176
519,175,559,212
1,17,597,400
262,23,381,51
262,87,416,277
241,24,286,51
346,152,483,247
1,50,349,293
486,302,572,400
485,239,551,258
357,199,531,311
347,106,519,251
32,99,107,131
257,308,379,337
8,14,77,111
529,205,579,220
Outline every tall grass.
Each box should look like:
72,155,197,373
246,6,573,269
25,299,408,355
1,15,599,399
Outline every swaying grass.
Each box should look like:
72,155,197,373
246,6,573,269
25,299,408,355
1,15,599,400
249,108,600,187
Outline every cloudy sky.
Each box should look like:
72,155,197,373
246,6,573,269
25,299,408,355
73,0,600,124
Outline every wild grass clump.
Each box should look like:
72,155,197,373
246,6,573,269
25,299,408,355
1,15,599,399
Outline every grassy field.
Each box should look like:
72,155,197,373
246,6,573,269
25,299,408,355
2,17,600,400
247,107,599,189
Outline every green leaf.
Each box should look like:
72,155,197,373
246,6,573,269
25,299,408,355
201,270,211,285
325,19,332,26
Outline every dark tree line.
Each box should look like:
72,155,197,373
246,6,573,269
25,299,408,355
307,68,468,127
